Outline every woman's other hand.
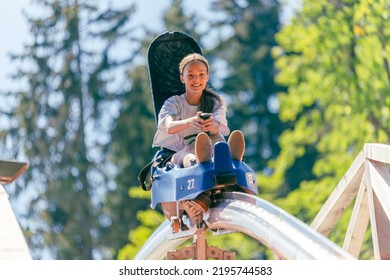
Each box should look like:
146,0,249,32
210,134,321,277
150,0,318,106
200,114,220,135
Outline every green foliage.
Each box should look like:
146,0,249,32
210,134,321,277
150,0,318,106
205,232,268,260
266,0,390,258
117,209,165,260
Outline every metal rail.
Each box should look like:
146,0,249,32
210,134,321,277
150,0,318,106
135,192,354,260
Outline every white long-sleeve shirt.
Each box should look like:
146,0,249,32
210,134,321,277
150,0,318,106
152,94,230,152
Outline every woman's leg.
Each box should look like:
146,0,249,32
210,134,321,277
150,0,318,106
171,144,195,166
209,132,225,146
171,133,218,166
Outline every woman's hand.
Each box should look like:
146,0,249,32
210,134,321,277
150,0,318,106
188,111,204,130
189,112,217,133
166,114,202,134
200,114,220,135
166,112,220,135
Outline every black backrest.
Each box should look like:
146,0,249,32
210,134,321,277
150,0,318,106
147,31,202,125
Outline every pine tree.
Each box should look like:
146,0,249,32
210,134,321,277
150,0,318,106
104,62,157,258
8,0,137,259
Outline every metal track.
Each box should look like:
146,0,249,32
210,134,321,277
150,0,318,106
134,192,354,260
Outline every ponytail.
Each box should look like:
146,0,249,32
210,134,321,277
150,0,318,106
200,87,223,113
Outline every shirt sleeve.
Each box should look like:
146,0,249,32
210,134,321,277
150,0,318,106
152,96,182,151
212,100,230,136
157,96,180,131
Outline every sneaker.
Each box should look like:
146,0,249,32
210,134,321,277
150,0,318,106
195,132,212,163
182,153,197,168
228,130,245,160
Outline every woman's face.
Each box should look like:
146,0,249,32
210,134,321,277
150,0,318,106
180,60,209,97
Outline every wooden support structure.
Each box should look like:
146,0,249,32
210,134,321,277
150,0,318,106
0,184,32,260
0,160,31,260
311,144,390,259
166,228,236,260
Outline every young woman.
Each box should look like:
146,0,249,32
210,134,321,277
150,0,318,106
152,53,244,166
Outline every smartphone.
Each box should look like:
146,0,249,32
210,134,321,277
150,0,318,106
200,113,212,120
0,160,29,184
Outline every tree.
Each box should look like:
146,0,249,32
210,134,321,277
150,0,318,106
116,187,165,260
206,0,286,171
163,0,199,35
267,0,390,258
7,0,138,259
105,62,158,258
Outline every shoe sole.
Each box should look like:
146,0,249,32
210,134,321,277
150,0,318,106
195,132,212,163
228,130,245,160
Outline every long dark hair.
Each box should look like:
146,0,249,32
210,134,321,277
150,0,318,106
200,87,223,113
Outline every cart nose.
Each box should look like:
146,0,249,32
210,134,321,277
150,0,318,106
213,142,234,173
213,142,237,185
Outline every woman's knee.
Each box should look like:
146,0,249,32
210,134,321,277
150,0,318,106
210,132,226,145
171,145,195,165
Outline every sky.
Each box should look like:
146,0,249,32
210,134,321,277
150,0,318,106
0,1,29,89
0,0,175,90
0,0,300,91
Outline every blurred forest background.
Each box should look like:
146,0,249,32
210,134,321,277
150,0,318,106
0,0,389,259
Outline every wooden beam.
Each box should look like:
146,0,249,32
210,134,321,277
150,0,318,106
367,160,390,259
312,143,390,259
342,176,370,258
366,179,380,259
311,152,365,235
372,191,390,259
363,143,390,164
367,160,390,220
